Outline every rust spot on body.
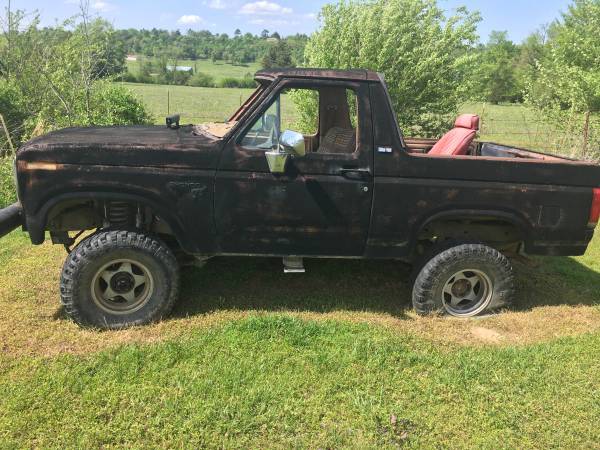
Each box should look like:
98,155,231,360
446,189,459,200
24,162,59,171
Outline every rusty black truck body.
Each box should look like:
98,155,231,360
2,68,600,327
12,69,600,258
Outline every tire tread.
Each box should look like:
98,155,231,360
412,243,515,316
60,230,180,329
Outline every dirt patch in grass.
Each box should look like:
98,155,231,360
1,231,599,357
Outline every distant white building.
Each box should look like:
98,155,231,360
166,65,193,72
126,55,138,61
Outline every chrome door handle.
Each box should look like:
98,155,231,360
339,168,371,181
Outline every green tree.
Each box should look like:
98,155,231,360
528,0,600,113
261,40,293,69
525,0,600,158
475,31,521,104
516,30,548,82
302,0,480,136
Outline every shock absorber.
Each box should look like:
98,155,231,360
104,201,134,227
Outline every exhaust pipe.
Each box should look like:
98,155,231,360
0,202,23,238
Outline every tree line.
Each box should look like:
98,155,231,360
116,28,307,67
115,28,306,86
120,38,299,88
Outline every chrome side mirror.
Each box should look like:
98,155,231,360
279,130,306,157
265,130,306,174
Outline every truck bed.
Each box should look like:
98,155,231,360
405,138,573,162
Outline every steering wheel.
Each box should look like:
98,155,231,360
256,113,280,149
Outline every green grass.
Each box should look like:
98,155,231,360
121,82,256,124
1,316,599,448
460,102,599,157
125,58,262,82
121,83,301,128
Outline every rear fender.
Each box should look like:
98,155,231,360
413,208,532,248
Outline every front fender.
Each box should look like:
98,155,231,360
26,192,189,249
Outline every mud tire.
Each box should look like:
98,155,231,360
60,230,179,329
412,243,514,317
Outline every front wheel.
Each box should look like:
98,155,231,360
412,243,514,317
60,230,180,329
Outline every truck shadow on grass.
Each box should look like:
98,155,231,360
171,255,600,319
174,257,414,319
512,256,600,310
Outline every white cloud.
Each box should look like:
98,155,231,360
64,0,115,10
249,18,293,26
239,1,292,16
206,0,227,9
177,14,206,25
91,1,115,12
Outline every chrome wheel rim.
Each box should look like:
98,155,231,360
441,269,493,317
91,259,154,315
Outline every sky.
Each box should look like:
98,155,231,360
9,0,573,43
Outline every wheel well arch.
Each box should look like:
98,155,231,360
413,209,532,251
28,191,189,249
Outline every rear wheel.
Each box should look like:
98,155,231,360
412,243,514,317
60,230,179,329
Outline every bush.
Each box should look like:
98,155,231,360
218,77,243,88
0,156,16,208
171,70,192,86
28,80,153,131
118,71,139,83
0,80,28,152
218,76,257,89
84,81,154,126
135,73,155,84
188,72,215,87
238,76,258,89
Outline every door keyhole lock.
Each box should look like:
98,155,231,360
362,186,369,192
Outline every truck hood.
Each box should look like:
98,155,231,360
17,125,222,168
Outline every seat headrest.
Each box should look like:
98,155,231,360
454,114,480,130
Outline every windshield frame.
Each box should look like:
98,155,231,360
228,84,268,122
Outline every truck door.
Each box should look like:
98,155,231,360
214,79,374,256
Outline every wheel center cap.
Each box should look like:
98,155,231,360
111,272,135,293
452,279,472,297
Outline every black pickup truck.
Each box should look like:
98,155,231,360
2,68,599,329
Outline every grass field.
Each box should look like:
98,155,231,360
125,58,262,82
1,86,600,447
122,82,256,124
121,82,301,131
461,102,600,158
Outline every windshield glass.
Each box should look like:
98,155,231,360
194,83,268,139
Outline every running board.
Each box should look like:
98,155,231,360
283,257,305,273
